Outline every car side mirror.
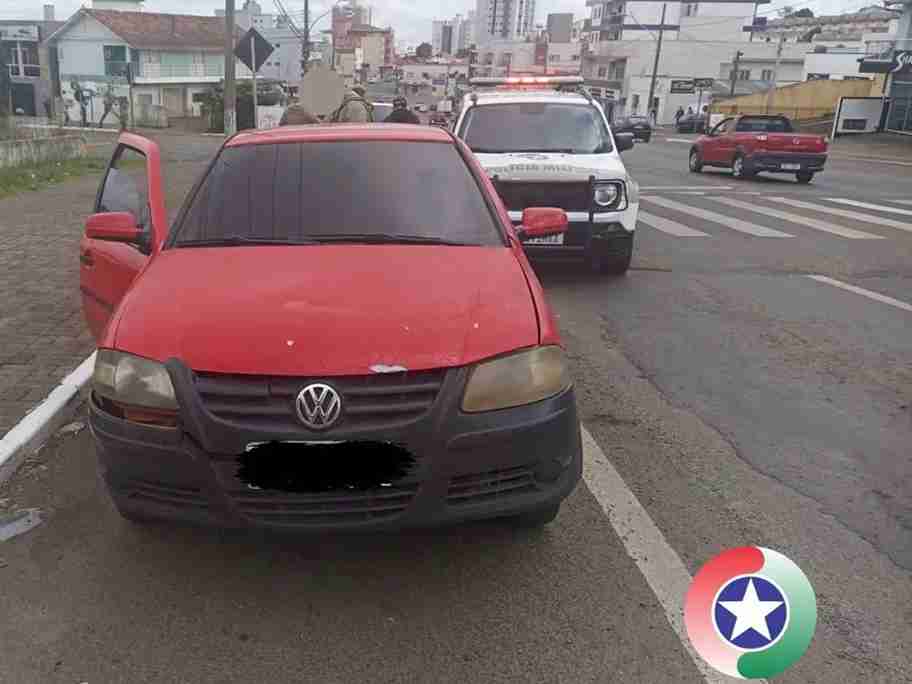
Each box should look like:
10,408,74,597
85,212,142,243
517,207,568,241
615,132,634,153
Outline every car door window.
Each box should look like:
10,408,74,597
711,119,732,136
96,146,151,248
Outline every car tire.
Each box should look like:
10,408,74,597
732,153,752,180
590,238,633,276
796,171,814,184
689,149,703,173
512,503,561,528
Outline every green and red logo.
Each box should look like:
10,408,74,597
684,547,816,679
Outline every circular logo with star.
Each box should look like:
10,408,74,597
684,547,816,679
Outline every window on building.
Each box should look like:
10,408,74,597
103,45,129,77
683,3,699,17
598,66,607,78
729,69,751,81
761,69,774,81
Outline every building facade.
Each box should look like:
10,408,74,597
47,7,252,127
859,0,912,133
1,12,63,117
475,0,537,45
585,0,763,43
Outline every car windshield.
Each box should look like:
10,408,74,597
735,117,794,133
172,141,503,247
459,102,613,154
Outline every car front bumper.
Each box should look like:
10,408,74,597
90,361,582,532
749,153,827,173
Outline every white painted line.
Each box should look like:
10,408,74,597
893,199,912,205
639,185,732,191
708,197,884,240
826,198,912,217
807,276,912,313
769,197,912,233
0,352,96,485
581,427,750,684
639,210,710,237
828,154,912,167
643,196,794,238
665,138,694,144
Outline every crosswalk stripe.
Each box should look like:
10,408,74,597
826,198,912,217
639,210,710,237
642,196,794,238
893,199,912,206
639,185,733,191
768,197,912,233
807,276,912,314
707,197,884,240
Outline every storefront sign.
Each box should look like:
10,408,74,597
694,78,714,89
670,79,695,94
892,51,912,74
0,25,39,41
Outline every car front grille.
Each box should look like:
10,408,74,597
447,466,537,506
229,484,419,525
495,181,592,213
194,369,446,431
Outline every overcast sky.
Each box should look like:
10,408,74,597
0,0,874,47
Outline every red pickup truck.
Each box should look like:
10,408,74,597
689,115,828,184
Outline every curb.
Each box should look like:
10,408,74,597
0,352,96,486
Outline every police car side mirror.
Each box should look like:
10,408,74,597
615,132,635,153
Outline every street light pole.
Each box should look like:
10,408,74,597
224,0,237,135
646,2,666,125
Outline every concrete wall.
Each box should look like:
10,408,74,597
711,77,884,120
0,135,87,169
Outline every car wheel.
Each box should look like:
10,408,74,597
590,239,633,276
796,171,814,184
512,503,561,528
732,153,752,180
689,149,703,173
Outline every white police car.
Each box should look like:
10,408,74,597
454,76,638,274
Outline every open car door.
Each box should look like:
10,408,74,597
80,133,167,342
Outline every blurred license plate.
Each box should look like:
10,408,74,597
525,234,564,245
781,163,801,170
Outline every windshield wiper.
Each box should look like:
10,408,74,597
470,147,507,154
314,233,477,246
177,236,320,247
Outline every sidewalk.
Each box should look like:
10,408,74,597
828,132,912,164
0,132,221,436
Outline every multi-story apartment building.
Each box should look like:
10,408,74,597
0,5,63,117
475,0,537,45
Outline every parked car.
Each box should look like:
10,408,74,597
371,101,394,122
689,114,828,183
455,76,638,275
80,128,582,532
613,115,653,142
676,113,706,134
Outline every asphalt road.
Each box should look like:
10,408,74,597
1,131,911,683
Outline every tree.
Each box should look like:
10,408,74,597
416,42,433,60
792,8,814,17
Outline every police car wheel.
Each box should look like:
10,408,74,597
511,503,560,528
590,241,633,276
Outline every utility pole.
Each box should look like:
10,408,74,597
646,2,666,126
302,0,310,75
765,35,784,113
251,32,258,128
730,49,744,97
224,0,237,135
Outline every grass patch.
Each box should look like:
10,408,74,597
0,157,108,199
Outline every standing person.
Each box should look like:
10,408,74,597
383,96,421,124
649,105,658,126
674,105,685,126
333,85,373,123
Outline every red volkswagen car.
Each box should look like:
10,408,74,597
81,125,582,532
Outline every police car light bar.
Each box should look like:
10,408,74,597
469,76,585,87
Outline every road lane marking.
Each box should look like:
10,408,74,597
665,138,695,144
806,276,912,313
639,185,732,191
639,210,710,237
582,426,753,684
643,196,794,238
768,197,912,233
707,197,884,240
825,199,912,217
893,199,912,205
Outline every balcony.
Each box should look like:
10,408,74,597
602,14,624,27
133,61,253,83
8,63,40,78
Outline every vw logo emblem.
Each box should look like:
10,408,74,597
295,383,342,430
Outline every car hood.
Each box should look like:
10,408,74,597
113,246,539,376
473,151,628,183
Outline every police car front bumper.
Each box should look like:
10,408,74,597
509,206,636,256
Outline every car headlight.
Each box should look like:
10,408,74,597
93,350,178,424
462,346,571,413
593,182,625,210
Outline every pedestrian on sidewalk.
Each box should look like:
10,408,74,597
674,106,685,126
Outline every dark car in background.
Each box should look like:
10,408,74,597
613,115,653,142
676,113,707,134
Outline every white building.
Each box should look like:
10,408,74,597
585,0,761,44
475,0,537,45
402,61,469,98
471,39,580,78
47,4,253,126
756,6,900,44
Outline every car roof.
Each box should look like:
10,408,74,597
226,123,449,147
468,90,593,107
